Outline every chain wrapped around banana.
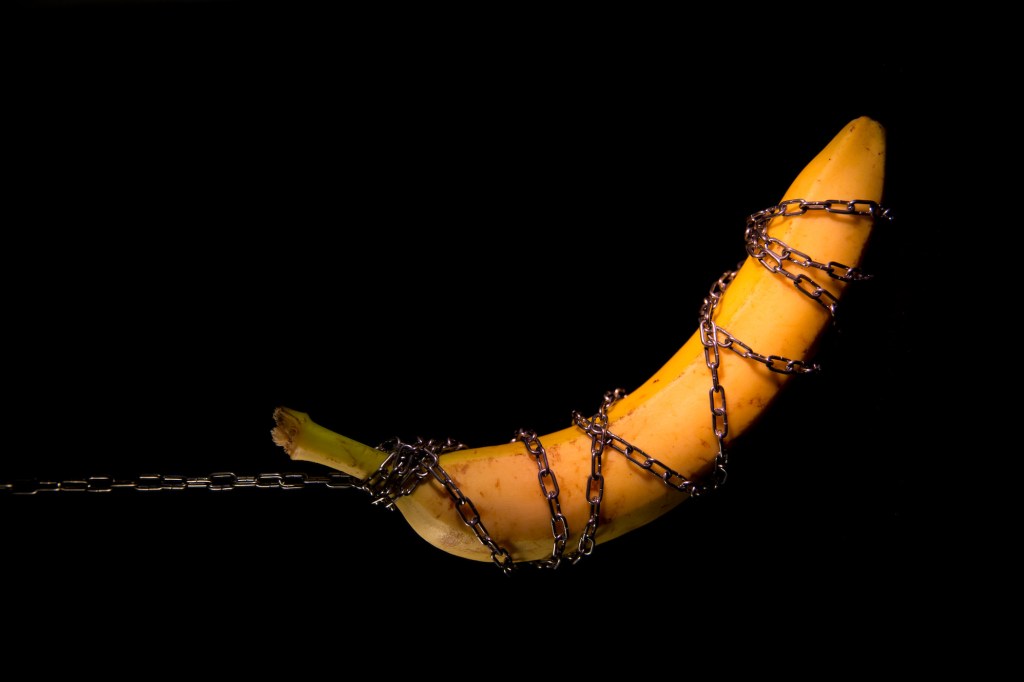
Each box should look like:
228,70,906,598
272,116,888,571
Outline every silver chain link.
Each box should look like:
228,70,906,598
3,199,889,574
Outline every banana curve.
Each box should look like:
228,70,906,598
274,116,887,566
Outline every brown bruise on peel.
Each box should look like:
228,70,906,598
545,442,564,468
447,462,469,479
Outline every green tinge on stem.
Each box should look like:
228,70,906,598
271,407,386,479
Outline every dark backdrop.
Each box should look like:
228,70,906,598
6,0,931,655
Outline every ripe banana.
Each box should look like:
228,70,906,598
272,116,887,568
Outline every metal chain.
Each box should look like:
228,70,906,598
601,423,717,495
0,471,361,494
569,388,623,562
3,199,890,575
698,270,819,375
362,436,466,508
745,199,891,315
513,428,571,569
420,449,516,574
711,324,821,375
698,268,737,491
363,436,516,574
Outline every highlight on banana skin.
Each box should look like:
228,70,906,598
272,117,888,572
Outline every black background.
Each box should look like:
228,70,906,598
6,0,934,656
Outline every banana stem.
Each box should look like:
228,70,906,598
271,407,386,479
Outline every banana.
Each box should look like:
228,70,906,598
271,116,887,568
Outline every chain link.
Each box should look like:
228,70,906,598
4,199,889,573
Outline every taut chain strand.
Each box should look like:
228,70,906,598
570,388,622,562
2,200,889,573
0,472,363,494
514,428,571,569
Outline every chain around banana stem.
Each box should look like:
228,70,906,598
363,436,466,508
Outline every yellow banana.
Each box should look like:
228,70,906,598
271,116,887,569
